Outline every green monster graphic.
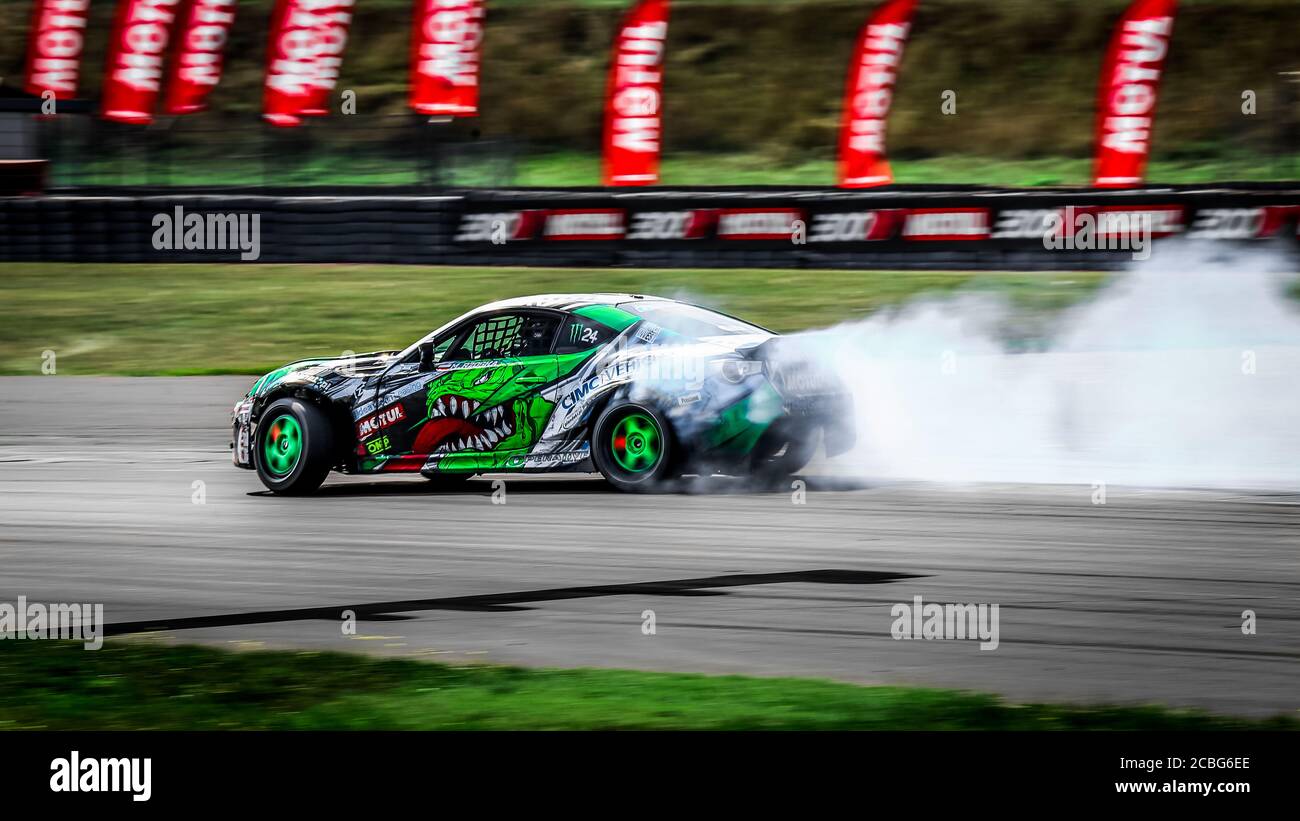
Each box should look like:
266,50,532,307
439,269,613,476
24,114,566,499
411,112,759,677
418,363,551,453
361,351,599,473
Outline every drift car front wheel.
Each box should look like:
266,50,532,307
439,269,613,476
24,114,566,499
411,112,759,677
254,398,334,495
592,403,676,492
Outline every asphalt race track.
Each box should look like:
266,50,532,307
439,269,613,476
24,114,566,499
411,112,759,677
1,377,1296,717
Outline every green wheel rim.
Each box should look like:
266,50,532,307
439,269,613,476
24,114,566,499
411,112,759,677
610,412,662,474
262,414,303,477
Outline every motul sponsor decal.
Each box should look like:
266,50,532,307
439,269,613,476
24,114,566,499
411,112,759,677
542,210,625,241
1187,207,1295,240
808,210,904,242
162,0,237,115
837,0,916,188
410,0,484,116
356,402,406,439
1093,0,1178,187
602,0,670,186
626,209,717,240
100,0,184,124
716,209,806,240
902,208,990,241
454,211,544,243
24,0,92,100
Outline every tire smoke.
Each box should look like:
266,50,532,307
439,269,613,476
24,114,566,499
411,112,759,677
790,243,1300,489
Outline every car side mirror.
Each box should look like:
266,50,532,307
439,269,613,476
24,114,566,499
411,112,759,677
418,341,435,372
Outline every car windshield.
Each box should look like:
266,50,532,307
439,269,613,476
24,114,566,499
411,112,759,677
618,301,768,340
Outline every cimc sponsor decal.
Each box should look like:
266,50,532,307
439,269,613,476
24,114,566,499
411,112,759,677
716,209,806,240
901,208,991,240
355,402,407,438
808,210,905,242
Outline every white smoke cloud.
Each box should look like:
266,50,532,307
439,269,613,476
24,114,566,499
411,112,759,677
788,243,1300,489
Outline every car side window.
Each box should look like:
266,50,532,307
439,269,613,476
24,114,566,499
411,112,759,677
449,313,559,361
430,334,457,363
555,315,616,354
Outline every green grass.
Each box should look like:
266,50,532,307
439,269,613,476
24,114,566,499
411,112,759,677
56,150,1300,189
509,151,1300,188
0,641,1290,730
0,264,1108,375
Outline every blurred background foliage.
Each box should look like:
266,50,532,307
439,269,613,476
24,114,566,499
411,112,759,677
0,0,1296,184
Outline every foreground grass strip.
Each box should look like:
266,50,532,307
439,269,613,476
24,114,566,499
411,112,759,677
0,642,1292,730
0,264,1106,375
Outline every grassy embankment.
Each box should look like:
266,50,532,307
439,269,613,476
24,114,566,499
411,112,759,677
1,0,1293,187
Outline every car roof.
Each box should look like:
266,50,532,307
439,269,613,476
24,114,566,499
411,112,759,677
473,293,671,313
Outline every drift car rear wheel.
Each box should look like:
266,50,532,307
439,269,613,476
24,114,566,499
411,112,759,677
254,398,334,495
751,426,820,481
593,403,676,492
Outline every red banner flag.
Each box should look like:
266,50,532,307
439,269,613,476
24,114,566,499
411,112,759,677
602,0,670,187
300,0,354,117
837,0,916,188
100,0,183,123
410,0,485,117
24,0,92,100
1093,0,1178,187
263,0,353,125
263,0,314,126
162,0,237,115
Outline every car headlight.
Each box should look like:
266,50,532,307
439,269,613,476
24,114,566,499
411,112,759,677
718,359,764,383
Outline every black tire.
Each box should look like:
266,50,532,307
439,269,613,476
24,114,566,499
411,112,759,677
751,426,820,481
591,402,677,492
254,398,334,495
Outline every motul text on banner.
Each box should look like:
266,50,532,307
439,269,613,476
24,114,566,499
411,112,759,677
24,0,92,100
300,0,354,117
602,0,670,186
262,0,314,126
162,0,237,115
410,0,485,117
1093,0,1178,187
101,0,183,124
837,0,917,188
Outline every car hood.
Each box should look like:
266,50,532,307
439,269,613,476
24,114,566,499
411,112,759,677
247,350,400,399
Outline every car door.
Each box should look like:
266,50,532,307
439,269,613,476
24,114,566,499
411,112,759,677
366,311,561,472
